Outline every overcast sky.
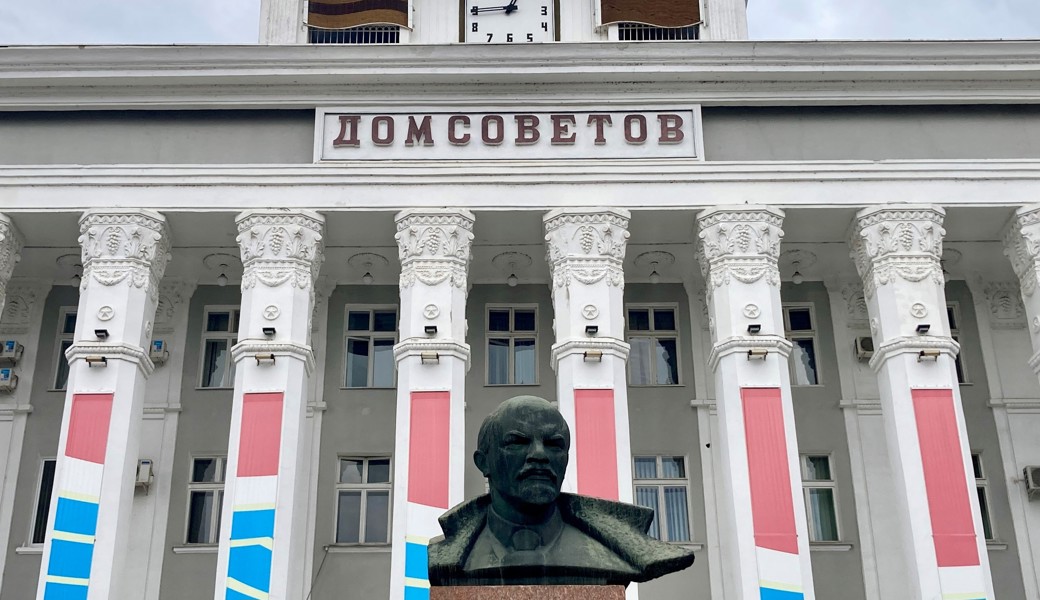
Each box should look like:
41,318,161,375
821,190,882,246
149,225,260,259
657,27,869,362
1,0,1039,45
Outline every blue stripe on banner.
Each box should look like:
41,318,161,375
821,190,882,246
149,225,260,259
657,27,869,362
43,582,89,600
225,588,256,600
404,541,429,580
760,588,805,600
228,544,272,594
230,508,276,540
47,539,94,579
53,497,99,537
404,586,431,600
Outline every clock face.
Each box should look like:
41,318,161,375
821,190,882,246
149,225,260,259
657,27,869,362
465,0,555,44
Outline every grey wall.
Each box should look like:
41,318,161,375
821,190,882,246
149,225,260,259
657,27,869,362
780,282,866,600
0,286,76,600
158,284,240,600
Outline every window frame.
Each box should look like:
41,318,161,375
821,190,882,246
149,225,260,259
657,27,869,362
972,452,995,541
625,303,682,387
783,303,823,387
28,457,57,546
197,306,240,390
342,305,399,389
333,456,393,546
184,456,226,545
800,454,842,543
631,454,693,543
947,303,970,385
609,22,700,41
51,308,77,391
484,304,539,387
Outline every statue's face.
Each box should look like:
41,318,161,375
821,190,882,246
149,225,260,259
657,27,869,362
480,402,570,511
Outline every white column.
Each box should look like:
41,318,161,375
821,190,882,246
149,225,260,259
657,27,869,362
701,0,750,41
36,210,171,600
259,0,304,43
389,209,473,600
696,206,815,600
850,205,994,600
214,210,324,600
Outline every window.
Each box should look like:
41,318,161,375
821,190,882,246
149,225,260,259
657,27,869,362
784,305,820,386
53,310,76,390
633,456,691,542
199,307,239,388
30,458,56,545
617,23,698,41
626,306,679,386
336,457,392,544
948,304,969,384
972,453,994,541
486,306,537,386
344,307,398,388
308,25,401,44
801,455,840,542
185,457,225,544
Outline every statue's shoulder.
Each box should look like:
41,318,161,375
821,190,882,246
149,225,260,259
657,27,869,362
427,495,489,573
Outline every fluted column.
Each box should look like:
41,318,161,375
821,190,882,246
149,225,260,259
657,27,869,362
389,209,474,600
214,210,324,600
850,205,993,600
696,206,815,600
36,210,171,600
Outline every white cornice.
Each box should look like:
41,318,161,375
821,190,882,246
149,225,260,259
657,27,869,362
3,41,1040,109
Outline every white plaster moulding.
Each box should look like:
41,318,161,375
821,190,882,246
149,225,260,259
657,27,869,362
707,335,793,371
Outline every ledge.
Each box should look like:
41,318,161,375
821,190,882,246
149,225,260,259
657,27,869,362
987,541,1009,551
325,544,392,554
810,542,854,552
171,544,217,554
14,545,42,555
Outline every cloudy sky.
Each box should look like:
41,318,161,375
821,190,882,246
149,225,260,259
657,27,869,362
0,0,1039,45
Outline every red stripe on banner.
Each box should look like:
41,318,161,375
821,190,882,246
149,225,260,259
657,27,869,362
742,387,799,555
574,389,619,500
408,391,450,509
912,388,981,568
65,393,114,464
238,392,284,477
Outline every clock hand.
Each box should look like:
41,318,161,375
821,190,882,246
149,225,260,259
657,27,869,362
470,4,512,14
504,0,518,14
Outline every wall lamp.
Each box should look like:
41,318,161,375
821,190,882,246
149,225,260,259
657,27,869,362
420,351,440,365
747,324,761,335
94,329,109,340
585,325,599,336
918,349,941,362
583,350,603,362
425,325,438,336
254,352,276,365
262,327,276,337
916,324,931,335
747,348,769,360
85,355,108,367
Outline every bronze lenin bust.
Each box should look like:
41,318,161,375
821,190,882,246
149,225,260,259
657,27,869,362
427,395,695,587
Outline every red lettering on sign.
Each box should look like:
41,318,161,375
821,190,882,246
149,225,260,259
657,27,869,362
514,114,540,146
482,115,505,146
406,115,434,147
624,115,647,144
551,114,577,145
586,114,612,145
372,116,395,146
658,114,685,145
448,115,471,145
332,115,361,148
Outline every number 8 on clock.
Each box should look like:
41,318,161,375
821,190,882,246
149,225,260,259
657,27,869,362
464,0,556,43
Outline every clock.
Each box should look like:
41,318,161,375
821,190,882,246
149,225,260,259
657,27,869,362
464,0,557,43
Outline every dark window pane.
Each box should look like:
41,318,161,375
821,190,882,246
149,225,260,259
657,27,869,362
792,338,818,385
347,311,370,332
232,310,241,334
373,311,397,332
62,313,77,335
364,491,390,543
655,338,679,385
192,458,220,483
373,339,395,387
55,340,73,389
664,486,691,542
367,459,391,484
346,338,370,388
31,460,56,544
634,486,660,539
804,456,831,481
206,312,231,332
972,454,983,480
336,491,362,543
514,339,536,384
340,459,363,484
487,338,509,384
513,310,536,332
628,309,651,331
653,309,676,331
187,491,216,544
488,310,510,332
633,457,657,479
808,489,839,542
661,456,685,479
201,340,229,388
788,308,813,331
947,306,958,330
977,487,993,540
953,336,967,383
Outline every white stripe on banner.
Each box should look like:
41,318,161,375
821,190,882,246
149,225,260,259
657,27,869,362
756,546,804,594
938,565,987,599
406,503,446,540
233,475,278,510
57,456,104,500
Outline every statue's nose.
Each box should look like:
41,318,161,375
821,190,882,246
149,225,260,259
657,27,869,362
527,440,548,461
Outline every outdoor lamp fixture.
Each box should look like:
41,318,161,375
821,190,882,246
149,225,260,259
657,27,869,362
747,348,769,360
648,262,661,285
94,329,109,340
420,351,440,365
85,356,108,367
425,325,438,336
362,261,374,285
585,325,599,336
254,352,276,365
262,327,276,337
583,350,603,362
916,324,931,335
506,262,518,287
918,349,941,362
216,264,229,287
791,261,805,285
746,324,762,335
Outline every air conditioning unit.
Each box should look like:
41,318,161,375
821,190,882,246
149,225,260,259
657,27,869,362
149,340,169,366
0,341,23,365
136,459,154,493
855,336,874,360
0,367,16,393
1025,466,1040,501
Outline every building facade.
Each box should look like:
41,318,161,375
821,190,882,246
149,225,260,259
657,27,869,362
1,1,1040,599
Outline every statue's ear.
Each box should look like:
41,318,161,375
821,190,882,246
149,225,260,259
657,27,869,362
473,449,489,477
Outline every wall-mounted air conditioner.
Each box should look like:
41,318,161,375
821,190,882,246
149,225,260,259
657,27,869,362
149,340,169,365
136,459,154,494
0,367,16,392
0,341,23,365
855,336,874,361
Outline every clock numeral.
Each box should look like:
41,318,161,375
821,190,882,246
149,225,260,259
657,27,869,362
541,5,548,15
506,33,513,42
541,22,548,31
472,22,478,32
527,33,534,42
487,33,494,42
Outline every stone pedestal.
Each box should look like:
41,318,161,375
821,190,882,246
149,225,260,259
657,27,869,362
431,586,626,600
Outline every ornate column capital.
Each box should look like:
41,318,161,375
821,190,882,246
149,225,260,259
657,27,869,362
235,209,325,290
0,214,23,302
696,206,784,289
543,208,630,293
79,209,171,300
0,279,51,335
394,209,475,289
1003,204,1040,297
153,279,199,334
849,205,945,299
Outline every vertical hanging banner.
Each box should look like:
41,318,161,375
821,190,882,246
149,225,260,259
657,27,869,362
574,389,619,501
741,387,805,600
43,393,113,600
225,392,283,600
